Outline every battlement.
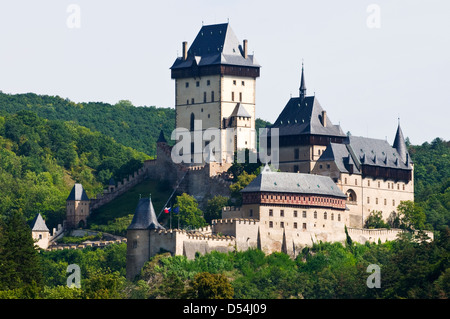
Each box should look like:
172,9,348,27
152,228,235,241
212,218,259,225
222,206,241,212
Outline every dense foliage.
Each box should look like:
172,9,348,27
0,92,175,156
0,110,149,228
409,138,450,232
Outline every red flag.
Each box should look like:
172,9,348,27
164,207,169,214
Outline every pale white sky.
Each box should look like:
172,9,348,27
0,0,449,144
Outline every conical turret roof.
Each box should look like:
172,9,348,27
393,123,409,164
31,213,49,232
128,197,165,230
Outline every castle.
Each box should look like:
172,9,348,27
124,22,432,280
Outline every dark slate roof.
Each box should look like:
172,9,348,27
31,213,49,232
67,183,89,201
393,124,409,163
347,135,412,170
128,197,165,230
318,143,360,174
157,130,167,144
241,165,346,198
319,135,412,172
171,23,260,70
270,96,346,138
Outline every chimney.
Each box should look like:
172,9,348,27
182,41,188,61
243,39,248,59
322,111,327,127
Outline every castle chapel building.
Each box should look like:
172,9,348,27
272,66,414,228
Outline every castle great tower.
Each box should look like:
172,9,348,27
170,23,260,165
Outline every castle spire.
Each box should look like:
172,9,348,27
299,62,306,100
393,121,408,164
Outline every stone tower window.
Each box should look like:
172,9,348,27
190,113,195,131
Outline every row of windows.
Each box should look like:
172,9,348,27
183,91,244,105
268,209,341,221
269,221,307,229
344,177,407,190
185,79,246,88
367,197,397,206
186,91,215,105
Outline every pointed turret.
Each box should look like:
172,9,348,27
128,196,165,230
299,63,306,100
156,130,167,144
31,213,49,232
393,122,409,164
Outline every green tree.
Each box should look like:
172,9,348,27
0,210,43,291
229,171,256,205
188,272,234,299
174,193,207,229
397,200,427,231
204,195,229,223
365,210,391,229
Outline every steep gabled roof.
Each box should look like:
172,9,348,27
31,213,49,232
318,143,360,174
270,96,345,138
67,183,89,201
171,23,260,70
128,197,165,230
241,165,346,198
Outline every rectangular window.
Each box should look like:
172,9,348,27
294,222,298,229
376,198,379,205
393,199,395,206
269,221,273,228
239,92,242,102
384,198,387,205
367,197,370,204
185,82,189,88
368,180,371,187
231,92,235,101
211,91,214,102
314,211,317,219
241,81,245,86
280,222,284,228
196,81,200,87
302,211,307,218
233,80,237,85
303,223,307,230
280,210,284,217
269,209,273,217
207,80,210,86
191,98,195,104
294,210,298,218
203,92,207,103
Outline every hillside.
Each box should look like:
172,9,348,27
0,110,150,228
0,92,175,156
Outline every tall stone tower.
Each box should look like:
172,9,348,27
65,183,90,229
126,196,165,280
170,23,261,166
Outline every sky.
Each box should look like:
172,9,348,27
0,0,449,145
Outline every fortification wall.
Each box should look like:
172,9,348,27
212,218,259,251
149,228,236,259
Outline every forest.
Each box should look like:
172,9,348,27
0,92,448,299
